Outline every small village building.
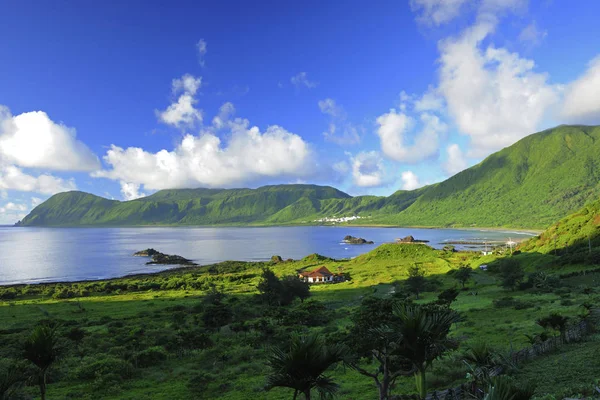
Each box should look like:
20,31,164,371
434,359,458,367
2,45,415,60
298,266,344,283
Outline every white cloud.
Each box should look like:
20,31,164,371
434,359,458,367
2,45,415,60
0,106,99,171
413,86,445,112
351,151,385,188
318,98,344,117
157,74,203,127
400,171,422,190
518,21,547,47
0,201,29,224
95,107,314,190
561,55,600,124
319,99,361,145
172,74,202,95
291,72,318,89
0,202,27,213
0,165,77,194
31,197,43,207
375,110,446,163
443,144,468,175
411,0,526,26
120,181,146,201
196,39,207,66
410,0,471,25
438,20,561,156
212,102,235,129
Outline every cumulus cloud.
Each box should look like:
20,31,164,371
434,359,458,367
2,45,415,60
413,86,445,112
95,106,314,191
157,74,203,127
438,20,560,156
561,55,600,124
443,144,468,175
375,110,446,163
196,39,207,66
400,171,422,190
0,165,76,194
0,106,99,171
351,151,386,187
0,201,29,224
518,21,547,47
120,181,146,201
318,99,361,145
291,72,318,89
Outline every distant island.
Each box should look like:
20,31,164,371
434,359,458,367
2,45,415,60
16,125,600,230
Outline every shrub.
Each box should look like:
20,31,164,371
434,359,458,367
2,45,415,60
134,346,168,368
74,355,134,381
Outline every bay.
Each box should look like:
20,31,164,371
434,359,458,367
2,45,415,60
0,226,534,285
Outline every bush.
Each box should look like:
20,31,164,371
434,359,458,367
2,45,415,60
134,346,168,368
74,355,134,381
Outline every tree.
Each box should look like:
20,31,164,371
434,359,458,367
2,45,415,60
347,297,414,400
201,291,233,331
393,303,461,399
436,288,460,305
536,313,569,342
454,266,472,288
498,259,525,290
405,265,427,299
23,325,62,400
281,275,310,305
265,333,348,400
257,268,284,306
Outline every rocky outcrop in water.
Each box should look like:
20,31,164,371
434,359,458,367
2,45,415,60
396,235,429,243
133,249,197,265
343,235,374,244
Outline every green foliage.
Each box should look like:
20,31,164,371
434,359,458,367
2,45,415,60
74,355,134,381
265,333,349,399
454,267,472,288
134,346,168,368
406,264,427,299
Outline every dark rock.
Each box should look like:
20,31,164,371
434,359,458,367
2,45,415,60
133,248,161,257
134,248,197,265
343,235,374,245
396,235,429,243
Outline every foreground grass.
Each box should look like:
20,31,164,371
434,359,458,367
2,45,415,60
1,244,598,399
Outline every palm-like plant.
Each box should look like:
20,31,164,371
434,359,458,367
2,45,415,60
463,341,499,388
393,304,461,399
266,333,348,399
23,325,61,400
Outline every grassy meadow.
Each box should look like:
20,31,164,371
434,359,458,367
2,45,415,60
1,241,599,399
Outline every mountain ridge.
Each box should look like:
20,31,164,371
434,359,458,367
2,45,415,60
18,125,600,229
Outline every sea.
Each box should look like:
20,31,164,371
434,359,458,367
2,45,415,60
0,226,535,285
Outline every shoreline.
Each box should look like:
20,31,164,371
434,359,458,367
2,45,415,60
8,223,544,235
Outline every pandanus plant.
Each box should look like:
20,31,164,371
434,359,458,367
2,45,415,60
23,325,61,400
265,333,349,399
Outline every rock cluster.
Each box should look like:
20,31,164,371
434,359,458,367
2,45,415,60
343,235,374,244
133,249,197,265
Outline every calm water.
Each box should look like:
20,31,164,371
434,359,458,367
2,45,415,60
0,226,534,285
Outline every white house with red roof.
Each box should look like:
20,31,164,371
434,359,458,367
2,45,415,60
298,266,343,283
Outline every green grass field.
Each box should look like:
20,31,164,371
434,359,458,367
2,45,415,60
1,241,599,399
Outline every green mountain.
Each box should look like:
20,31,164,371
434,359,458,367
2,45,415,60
18,125,600,229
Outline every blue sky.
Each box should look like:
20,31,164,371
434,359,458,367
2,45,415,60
1,0,600,222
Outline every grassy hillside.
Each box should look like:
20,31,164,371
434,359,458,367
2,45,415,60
18,125,600,229
520,196,600,254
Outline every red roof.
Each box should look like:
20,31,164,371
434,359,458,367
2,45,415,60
299,266,333,278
